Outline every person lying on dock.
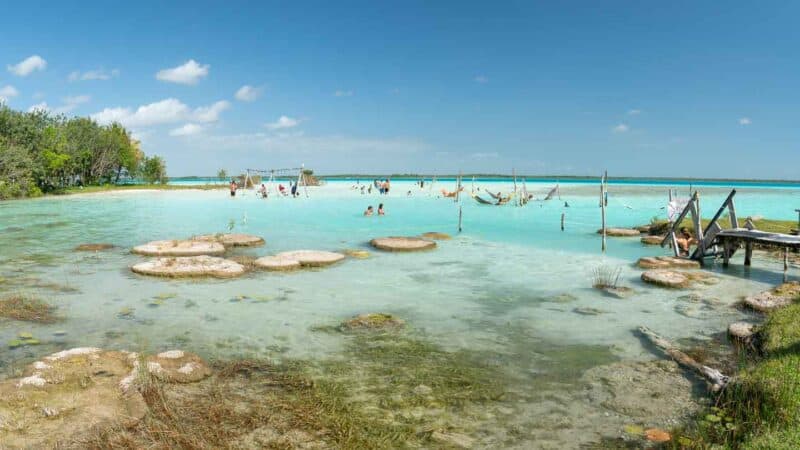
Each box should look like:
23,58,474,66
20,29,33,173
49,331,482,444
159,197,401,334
364,205,374,216
676,227,697,256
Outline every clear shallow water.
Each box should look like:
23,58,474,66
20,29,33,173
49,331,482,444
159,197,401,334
1,180,798,447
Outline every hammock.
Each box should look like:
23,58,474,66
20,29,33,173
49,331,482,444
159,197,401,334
544,184,560,201
470,192,494,205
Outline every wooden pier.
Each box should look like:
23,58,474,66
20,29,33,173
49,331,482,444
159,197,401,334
661,189,798,274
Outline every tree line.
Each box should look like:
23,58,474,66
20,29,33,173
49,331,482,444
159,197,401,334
0,104,166,199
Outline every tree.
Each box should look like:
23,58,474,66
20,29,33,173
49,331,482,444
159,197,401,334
141,155,167,184
217,168,227,181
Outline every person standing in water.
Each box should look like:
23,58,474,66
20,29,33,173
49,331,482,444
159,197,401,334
378,203,385,215
364,205,374,216
230,179,237,197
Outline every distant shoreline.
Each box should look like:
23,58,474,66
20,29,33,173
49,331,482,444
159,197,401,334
171,174,800,184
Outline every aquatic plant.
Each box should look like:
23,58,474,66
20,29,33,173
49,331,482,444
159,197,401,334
0,294,58,323
592,265,622,289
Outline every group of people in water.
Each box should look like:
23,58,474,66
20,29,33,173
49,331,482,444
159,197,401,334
229,179,300,198
363,203,385,216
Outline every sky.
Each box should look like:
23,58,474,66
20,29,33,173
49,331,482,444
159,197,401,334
1,1,799,179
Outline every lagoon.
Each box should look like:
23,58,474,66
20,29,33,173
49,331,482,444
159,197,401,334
1,179,798,447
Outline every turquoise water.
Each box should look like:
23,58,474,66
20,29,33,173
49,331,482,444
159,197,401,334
1,180,798,447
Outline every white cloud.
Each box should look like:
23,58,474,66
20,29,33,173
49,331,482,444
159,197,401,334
193,100,230,122
234,85,262,102
51,95,91,114
627,109,641,115
334,90,353,97
195,132,429,155
91,98,229,127
68,68,120,82
470,152,499,159
739,117,752,125
170,123,204,136
28,102,49,112
612,123,629,133
265,115,300,130
8,55,47,76
156,59,209,85
0,85,19,102
473,75,489,83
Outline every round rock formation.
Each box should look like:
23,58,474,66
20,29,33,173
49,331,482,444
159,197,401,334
132,239,225,257
274,250,345,267
370,236,437,252
641,270,690,289
193,233,265,248
254,255,302,271
599,228,641,237
340,313,405,331
131,255,245,278
419,231,452,240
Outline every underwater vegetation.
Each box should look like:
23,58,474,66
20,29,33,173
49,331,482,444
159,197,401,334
0,294,59,323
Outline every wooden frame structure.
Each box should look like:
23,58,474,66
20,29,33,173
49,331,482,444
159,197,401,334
660,189,739,264
242,164,310,197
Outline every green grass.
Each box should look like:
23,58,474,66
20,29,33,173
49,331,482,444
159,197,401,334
648,216,797,236
58,183,225,195
670,300,800,449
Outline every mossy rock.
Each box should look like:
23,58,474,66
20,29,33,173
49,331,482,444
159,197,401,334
340,313,405,331
132,239,225,257
744,282,800,313
74,243,115,252
370,236,436,252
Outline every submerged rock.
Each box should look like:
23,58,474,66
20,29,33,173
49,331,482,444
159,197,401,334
340,313,405,331
419,231,452,240
599,228,641,237
637,256,701,269
254,255,302,271
275,250,346,267
132,239,225,257
599,286,635,299
640,235,665,246
0,347,210,448
74,243,115,251
131,256,245,278
343,249,371,259
582,359,701,426
573,307,608,316
643,269,718,288
430,430,475,448
193,233,265,248
370,236,437,252
743,281,800,312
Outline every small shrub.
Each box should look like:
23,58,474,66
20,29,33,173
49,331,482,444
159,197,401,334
592,265,622,289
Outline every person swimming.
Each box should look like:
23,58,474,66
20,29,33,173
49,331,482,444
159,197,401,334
378,203,385,215
364,205,374,216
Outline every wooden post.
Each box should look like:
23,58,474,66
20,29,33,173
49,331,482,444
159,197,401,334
722,241,730,267
729,198,738,228
512,168,517,194
744,241,753,266
601,172,607,252
785,247,790,281
561,212,565,231
458,205,463,233
795,209,800,233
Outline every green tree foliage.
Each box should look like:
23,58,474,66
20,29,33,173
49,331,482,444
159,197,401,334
141,156,167,184
217,168,227,180
0,104,158,199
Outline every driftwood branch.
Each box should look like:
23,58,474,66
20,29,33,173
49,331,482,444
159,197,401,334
637,326,730,392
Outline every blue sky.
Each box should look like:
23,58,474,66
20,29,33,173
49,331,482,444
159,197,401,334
1,1,798,179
